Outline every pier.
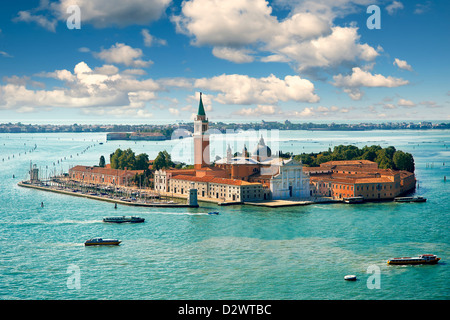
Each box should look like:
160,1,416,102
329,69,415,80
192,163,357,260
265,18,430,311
17,180,199,208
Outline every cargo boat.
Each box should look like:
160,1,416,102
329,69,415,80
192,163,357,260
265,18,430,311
387,254,440,265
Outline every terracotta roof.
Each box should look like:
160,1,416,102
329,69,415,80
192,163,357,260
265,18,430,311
70,165,143,177
171,174,260,186
355,177,394,183
320,160,377,166
310,173,394,184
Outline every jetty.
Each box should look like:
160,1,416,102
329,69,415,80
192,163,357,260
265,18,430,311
18,181,199,208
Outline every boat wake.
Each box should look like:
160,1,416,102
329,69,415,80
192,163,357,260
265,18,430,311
153,211,210,216
3,219,103,226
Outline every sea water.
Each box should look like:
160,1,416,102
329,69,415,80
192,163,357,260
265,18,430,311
0,129,448,300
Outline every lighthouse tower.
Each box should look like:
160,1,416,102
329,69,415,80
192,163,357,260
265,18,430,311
193,92,210,169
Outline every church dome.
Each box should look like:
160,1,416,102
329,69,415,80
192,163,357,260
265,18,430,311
252,135,271,160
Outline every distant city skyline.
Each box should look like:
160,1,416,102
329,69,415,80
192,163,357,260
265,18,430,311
0,0,449,123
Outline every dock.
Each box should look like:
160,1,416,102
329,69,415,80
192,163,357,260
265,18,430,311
17,181,199,208
244,199,313,208
18,181,343,209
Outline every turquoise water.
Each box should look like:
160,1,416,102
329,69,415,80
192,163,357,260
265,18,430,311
0,130,449,300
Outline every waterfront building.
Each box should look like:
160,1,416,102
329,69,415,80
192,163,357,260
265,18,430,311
169,175,263,202
69,165,144,187
306,160,416,200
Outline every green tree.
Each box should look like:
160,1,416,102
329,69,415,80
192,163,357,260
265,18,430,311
375,149,394,169
153,150,174,171
110,148,138,170
360,150,377,161
135,153,150,170
99,155,106,167
393,151,415,172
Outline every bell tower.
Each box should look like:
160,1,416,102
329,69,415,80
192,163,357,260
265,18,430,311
193,92,210,169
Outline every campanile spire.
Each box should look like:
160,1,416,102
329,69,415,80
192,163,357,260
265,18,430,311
193,92,210,169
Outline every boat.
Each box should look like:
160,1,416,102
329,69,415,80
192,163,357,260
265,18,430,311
394,196,426,202
344,275,357,281
343,196,364,204
84,237,121,246
103,216,145,223
387,254,440,265
208,211,219,215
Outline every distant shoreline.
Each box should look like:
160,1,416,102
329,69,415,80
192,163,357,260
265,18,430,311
1,120,449,134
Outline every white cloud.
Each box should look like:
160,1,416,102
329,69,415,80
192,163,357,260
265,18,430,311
13,10,57,32
95,43,153,68
172,0,276,47
55,0,171,28
168,108,180,116
14,0,171,31
272,26,380,72
287,107,315,118
194,74,319,105
333,67,409,88
0,61,163,117
398,98,415,107
386,1,404,15
172,0,379,73
333,67,409,100
212,47,254,63
414,2,431,14
235,105,278,117
0,51,13,58
393,58,413,71
141,29,167,47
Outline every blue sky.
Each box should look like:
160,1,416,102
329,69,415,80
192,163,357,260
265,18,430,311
0,0,449,124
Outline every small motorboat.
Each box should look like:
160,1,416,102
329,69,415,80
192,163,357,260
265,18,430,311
344,275,357,281
343,196,364,204
103,216,145,223
84,237,121,246
208,211,219,215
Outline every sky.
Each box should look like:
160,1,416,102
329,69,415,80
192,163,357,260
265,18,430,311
0,0,449,124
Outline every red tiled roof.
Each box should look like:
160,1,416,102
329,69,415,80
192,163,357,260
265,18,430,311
320,160,377,166
70,165,143,177
171,174,260,186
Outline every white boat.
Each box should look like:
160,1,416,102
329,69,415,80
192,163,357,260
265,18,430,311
343,196,364,204
394,196,426,202
387,254,440,265
344,275,357,281
103,216,145,223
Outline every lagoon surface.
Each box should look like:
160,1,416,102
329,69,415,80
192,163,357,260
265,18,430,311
0,129,449,299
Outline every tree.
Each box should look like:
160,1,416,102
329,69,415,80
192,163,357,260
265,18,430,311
375,149,394,169
135,153,150,170
153,150,174,171
110,148,123,169
110,148,144,170
360,150,377,161
393,151,415,172
99,155,106,167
